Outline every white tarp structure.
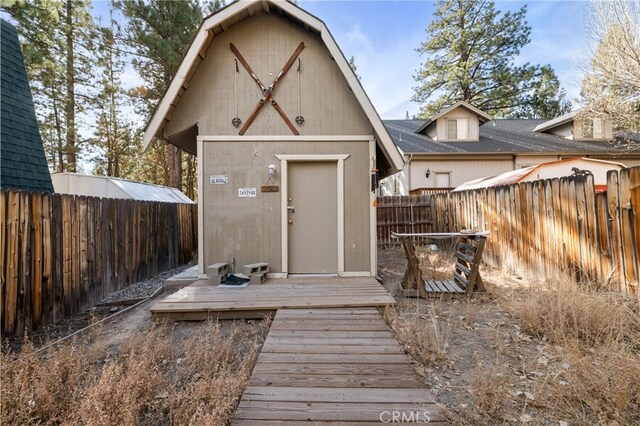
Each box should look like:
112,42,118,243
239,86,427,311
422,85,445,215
454,157,626,192
52,173,194,204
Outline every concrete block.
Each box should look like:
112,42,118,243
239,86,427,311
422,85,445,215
250,272,266,285
206,263,228,278
208,274,228,286
241,262,269,276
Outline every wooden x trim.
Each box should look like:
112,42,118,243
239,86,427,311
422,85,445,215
230,42,304,135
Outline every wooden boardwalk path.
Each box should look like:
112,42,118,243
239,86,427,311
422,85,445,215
233,308,445,424
151,277,395,320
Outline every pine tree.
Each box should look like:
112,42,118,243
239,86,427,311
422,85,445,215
348,56,361,80
113,0,209,190
91,12,136,178
509,66,572,119
413,0,568,118
2,0,96,172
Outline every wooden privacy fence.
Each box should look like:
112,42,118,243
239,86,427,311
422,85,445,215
430,166,640,301
376,195,433,246
0,190,197,336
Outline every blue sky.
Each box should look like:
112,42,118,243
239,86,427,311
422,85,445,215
293,0,590,118
8,0,592,122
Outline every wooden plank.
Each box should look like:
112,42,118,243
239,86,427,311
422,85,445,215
51,193,62,323
454,251,474,264
4,191,19,335
241,386,434,403
441,280,464,293
454,261,471,276
41,194,52,325
18,191,32,334
607,170,626,291
261,344,405,354
256,353,410,364
234,401,441,422
31,192,43,329
264,337,398,346
252,363,417,376
234,421,448,426
249,373,423,388
619,168,638,292
267,330,392,338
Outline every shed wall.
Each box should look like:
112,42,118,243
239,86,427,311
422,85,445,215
201,140,371,273
165,12,372,139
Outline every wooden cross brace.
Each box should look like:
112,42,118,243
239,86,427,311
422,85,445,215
230,42,304,135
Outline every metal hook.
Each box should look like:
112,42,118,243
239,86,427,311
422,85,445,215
297,58,301,72
234,58,239,73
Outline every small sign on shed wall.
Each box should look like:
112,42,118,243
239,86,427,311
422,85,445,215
238,188,257,198
210,175,229,184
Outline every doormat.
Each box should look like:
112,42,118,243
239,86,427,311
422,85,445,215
218,274,251,288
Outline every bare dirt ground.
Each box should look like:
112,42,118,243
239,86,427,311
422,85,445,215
379,245,640,425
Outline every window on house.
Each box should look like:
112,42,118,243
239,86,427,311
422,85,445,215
583,119,594,138
435,172,451,188
446,119,469,140
582,118,607,139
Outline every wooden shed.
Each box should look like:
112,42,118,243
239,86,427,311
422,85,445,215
144,0,403,278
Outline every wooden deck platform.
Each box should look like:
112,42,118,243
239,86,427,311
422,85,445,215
150,277,396,320
233,308,445,424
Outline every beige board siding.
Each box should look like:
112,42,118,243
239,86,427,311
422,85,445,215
202,140,371,273
435,106,480,141
165,12,372,139
409,159,513,190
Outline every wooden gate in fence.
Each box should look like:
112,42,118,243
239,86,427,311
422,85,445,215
429,167,639,301
376,195,433,246
1,190,198,336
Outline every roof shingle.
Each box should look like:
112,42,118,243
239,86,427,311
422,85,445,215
1,19,53,193
383,119,635,155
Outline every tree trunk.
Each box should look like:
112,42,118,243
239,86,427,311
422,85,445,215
50,87,65,173
185,154,196,200
165,144,182,189
64,0,76,172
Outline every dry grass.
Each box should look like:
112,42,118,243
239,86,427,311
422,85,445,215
385,300,450,365
1,320,269,425
490,269,640,425
380,245,640,425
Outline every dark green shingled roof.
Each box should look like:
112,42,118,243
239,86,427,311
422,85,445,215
1,19,53,192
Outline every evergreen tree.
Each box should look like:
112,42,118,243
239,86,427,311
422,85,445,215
2,0,96,172
91,12,136,178
509,66,572,119
348,56,361,80
113,0,210,190
413,0,568,118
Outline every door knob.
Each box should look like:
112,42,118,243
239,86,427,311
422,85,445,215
287,205,295,213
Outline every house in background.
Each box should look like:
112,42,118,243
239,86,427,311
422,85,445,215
143,0,403,278
381,101,640,195
0,19,53,193
51,173,195,203
454,157,626,192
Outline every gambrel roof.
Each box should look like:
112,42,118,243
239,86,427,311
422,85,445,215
143,0,404,173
